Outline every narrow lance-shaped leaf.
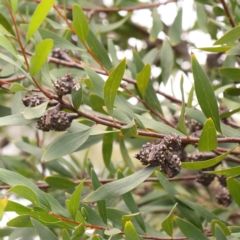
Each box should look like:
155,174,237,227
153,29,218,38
84,166,156,202
211,220,231,236
150,8,163,41
219,68,240,82
182,145,237,170
162,203,178,237
191,54,221,133
31,218,58,240
215,225,227,240
198,118,217,151
42,128,92,162
160,40,173,85
30,39,53,76
176,76,188,135
0,13,15,36
62,229,71,240
118,170,146,232
26,0,55,42
121,119,138,137
69,179,85,219
124,220,140,240
8,185,39,205
0,114,36,127
136,64,151,97
10,0,18,13
208,165,240,177
0,197,8,220
10,83,28,92
214,25,240,45
102,127,113,170
104,58,126,116
72,4,89,42
227,177,240,207
169,8,182,46
175,217,209,240
23,101,49,120
91,169,107,224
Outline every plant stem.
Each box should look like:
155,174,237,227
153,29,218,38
220,0,236,27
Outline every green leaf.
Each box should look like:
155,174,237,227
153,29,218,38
91,169,107,224
208,165,240,177
39,29,84,51
73,223,85,236
162,203,178,237
227,178,240,207
121,119,138,137
5,200,31,213
73,4,89,42
104,58,126,115
224,87,240,96
23,101,49,120
10,0,18,13
191,54,221,133
219,68,240,82
119,138,135,172
211,220,231,236
0,197,8,220
31,218,58,240
215,225,227,240
69,180,85,219
196,3,208,33
102,127,113,170
71,84,82,110
198,118,217,151
10,83,28,92
7,215,32,227
92,234,101,240
30,39,53,76
104,228,122,236
118,170,146,232
176,76,188,135
182,145,237,170
96,14,130,33
214,26,240,45
0,13,15,36
136,64,151,97
42,128,92,161
84,166,156,202
175,217,209,240
150,8,163,41
26,0,55,42
0,35,19,59
8,185,39,205
227,43,240,55
169,8,182,45
198,45,232,52
0,113,36,126
62,229,71,240
45,175,77,189
86,30,112,71
160,40,173,84
124,220,140,240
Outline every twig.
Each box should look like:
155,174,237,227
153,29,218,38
220,0,236,27
0,175,197,190
32,0,176,12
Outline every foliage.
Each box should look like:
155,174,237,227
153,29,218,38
1,0,240,239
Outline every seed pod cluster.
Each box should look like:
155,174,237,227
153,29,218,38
53,73,76,96
51,48,70,61
22,94,46,107
135,133,182,178
217,175,227,187
36,106,76,132
215,186,232,207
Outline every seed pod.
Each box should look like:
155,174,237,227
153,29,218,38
196,169,215,186
36,107,77,132
135,133,182,178
53,73,76,96
22,94,46,107
217,175,227,187
216,186,232,207
51,48,70,60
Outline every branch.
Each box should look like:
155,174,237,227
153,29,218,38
220,0,236,27
33,0,176,13
0,176,197,190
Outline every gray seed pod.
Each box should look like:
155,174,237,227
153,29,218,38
22,94,46,107
53,73,76,96
36,107,76,132
216,187,232,207
217,175,227,187
196,170,215,186
135,133,182,178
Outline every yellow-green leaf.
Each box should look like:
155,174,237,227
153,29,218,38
73,4,89,42
136,64,151,97
0,197,8,220
162,203,178,236
104,58,126,115
227,178,240,207
30,39,53,76
214,26,240,45
26,0,55,42
198,118,217,151
169,8,182,46
124,221,140,240
191,54,221,133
